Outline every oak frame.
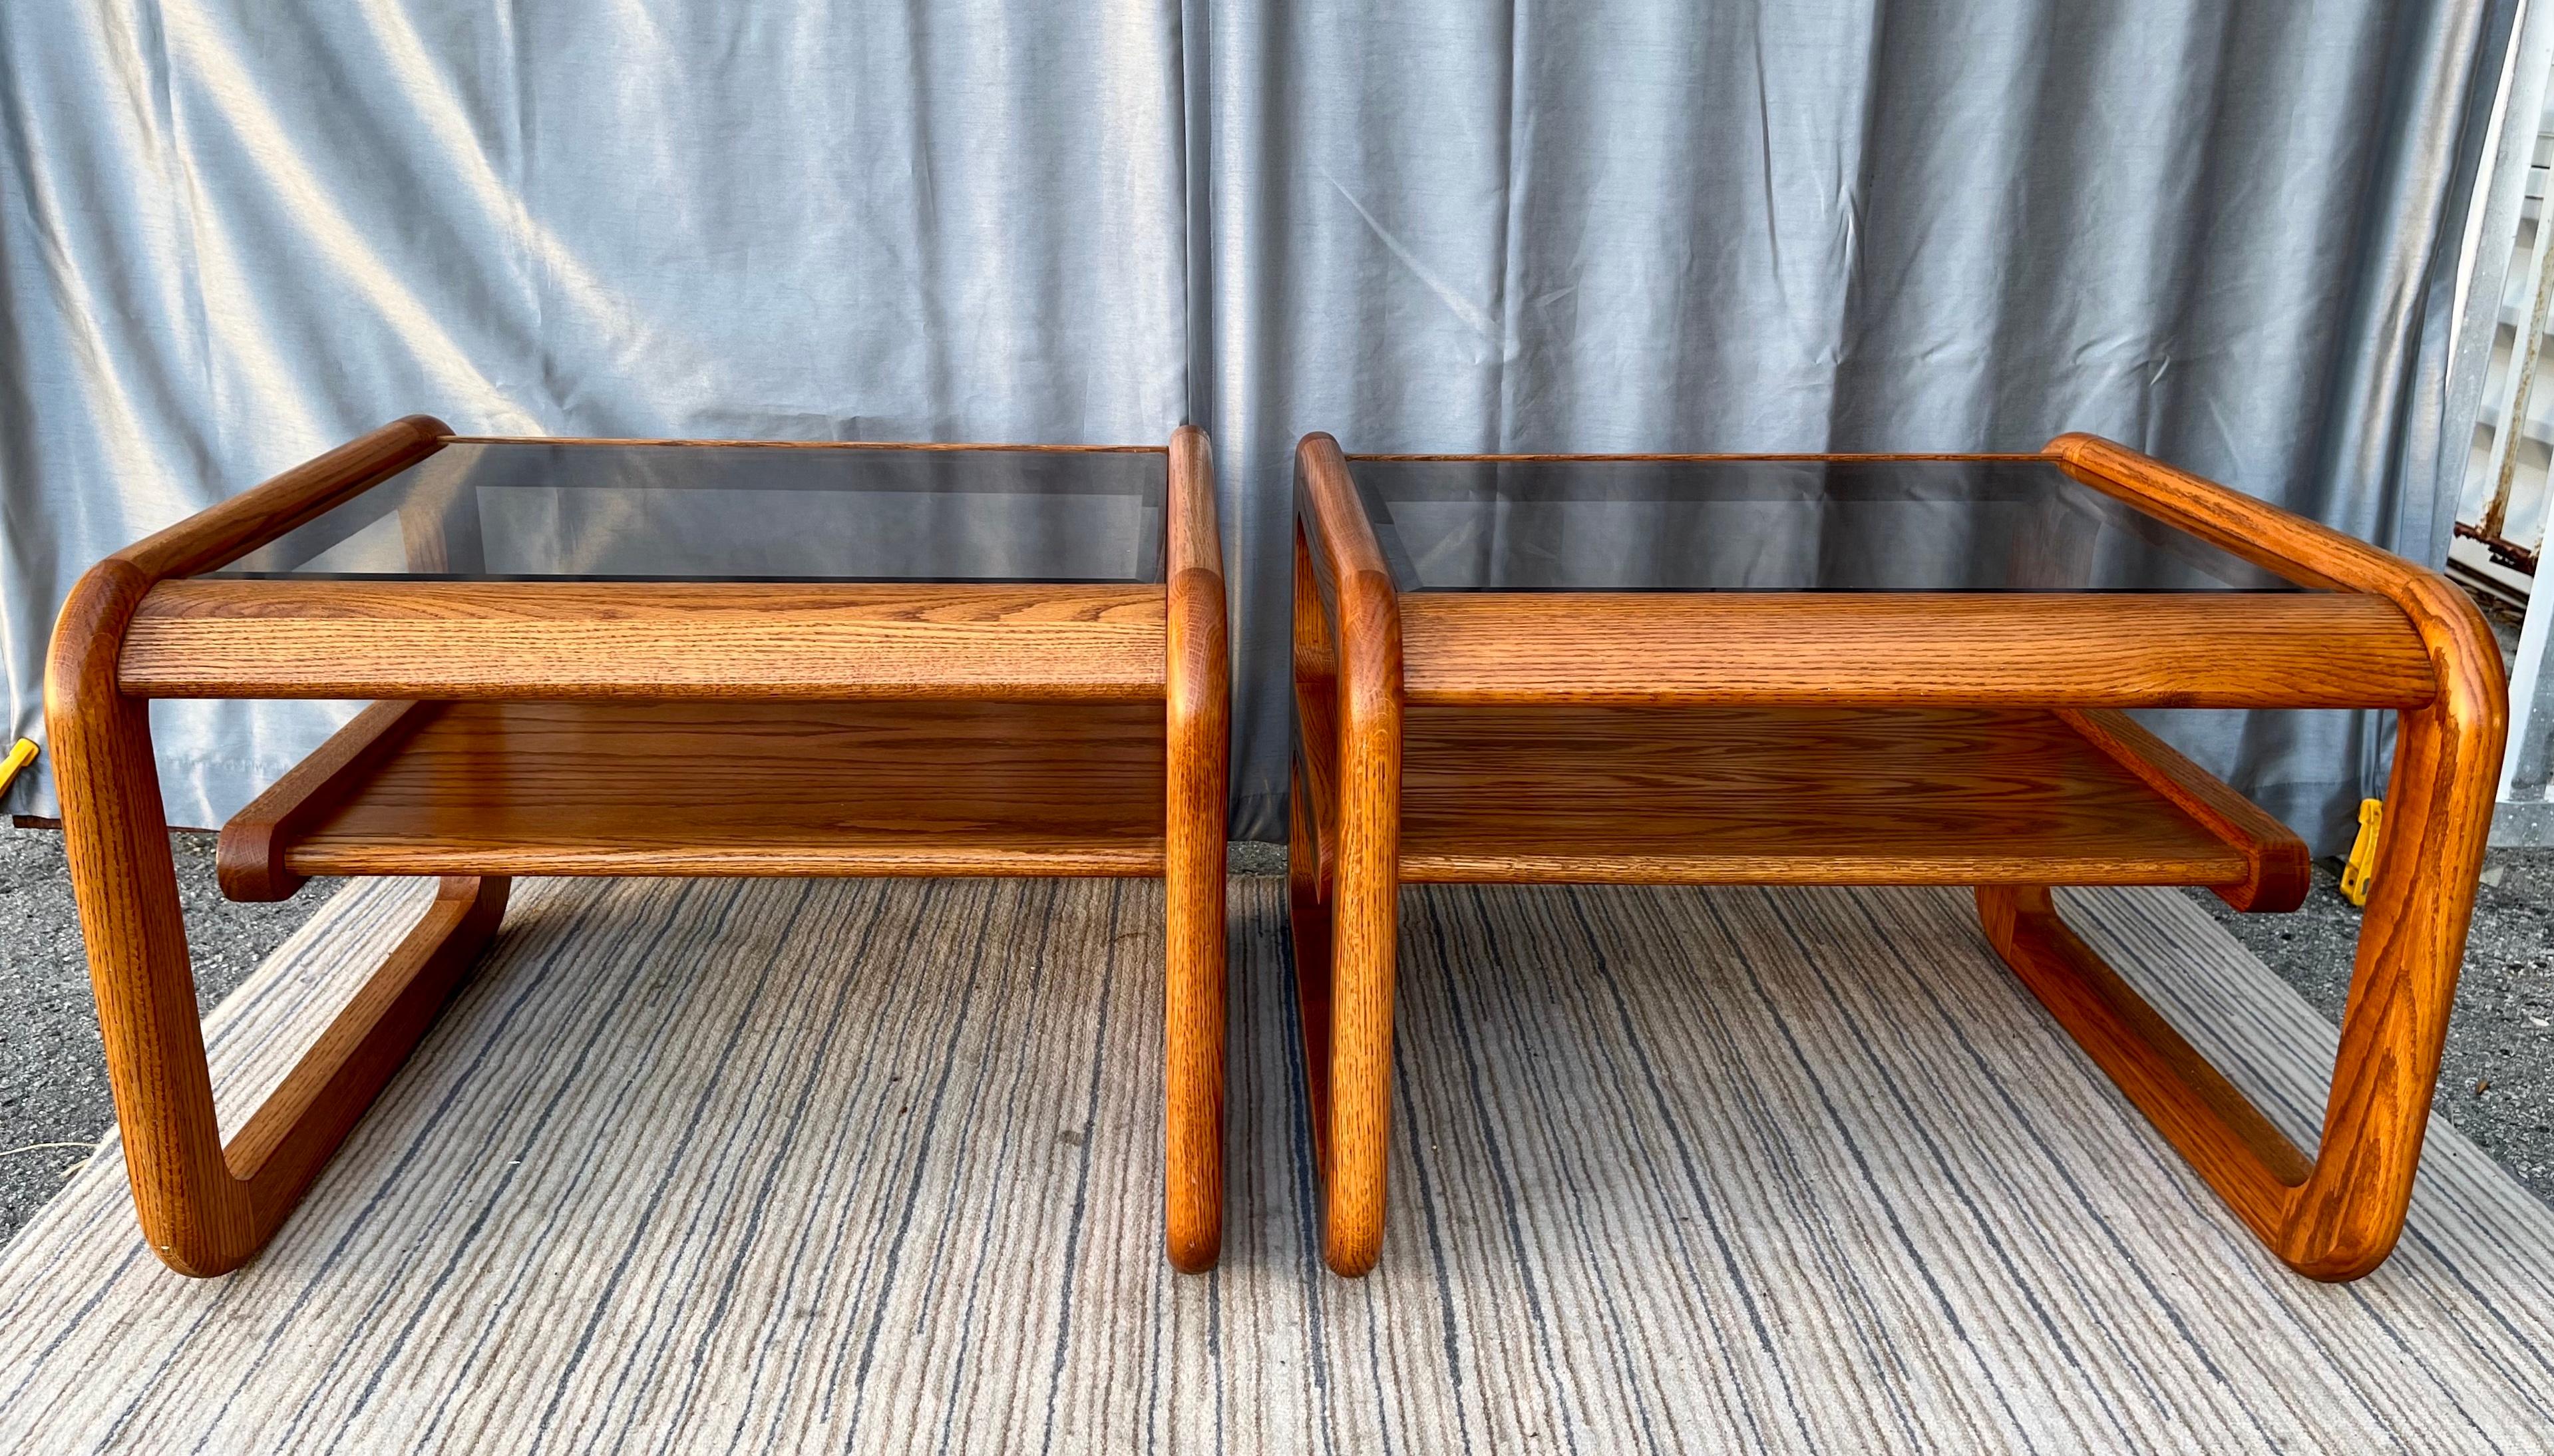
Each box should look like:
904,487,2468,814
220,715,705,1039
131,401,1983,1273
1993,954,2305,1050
1288,431,2505,1281
48,419,1229,1276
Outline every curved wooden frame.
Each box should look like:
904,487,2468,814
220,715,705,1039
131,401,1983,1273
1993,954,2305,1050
1163,425,1230,1272
49,418,1230,1276
2030,435,2505,1278
45,417,512,1275
1288,431,2506,1281
1290,433,1403,1276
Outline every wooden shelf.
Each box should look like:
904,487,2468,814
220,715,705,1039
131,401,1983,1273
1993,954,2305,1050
240,699,1168,882
1395,705,2262,886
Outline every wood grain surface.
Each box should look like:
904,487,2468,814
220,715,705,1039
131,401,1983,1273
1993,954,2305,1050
1397,592,2435,708
47,559,241,1272
1161,425,1229,1272
43,417,499,1276
1978,884,2312,1236
261,699,1171,880
441,436,1166,453
120,580,1169,700
2054,707,2310,912
2048,435,2437,594
224,877,509,1224
1292,432,1402,1278
1984,432,2515,1280
1397,704,2251,886
118,417,449,580
57,417,1225,1276
217,700,441,902
1290,430,2508,1282
1291,526,1341,897
2268,499,2507,1278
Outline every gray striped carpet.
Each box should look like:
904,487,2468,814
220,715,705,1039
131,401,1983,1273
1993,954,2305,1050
4,874,2553,1453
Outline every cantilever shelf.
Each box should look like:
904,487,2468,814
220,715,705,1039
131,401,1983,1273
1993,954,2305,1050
217,699,1170,892
1293,690,2308,904
1398,703,2290,888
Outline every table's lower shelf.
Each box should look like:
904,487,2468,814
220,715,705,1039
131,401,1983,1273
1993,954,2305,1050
1392,704,2271,887
246,699,1168,882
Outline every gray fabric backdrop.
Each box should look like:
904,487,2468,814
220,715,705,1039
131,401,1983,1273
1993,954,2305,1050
0,1,2515,848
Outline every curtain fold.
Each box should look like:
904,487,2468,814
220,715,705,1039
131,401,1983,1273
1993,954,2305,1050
1,1,2515,851
0,1,1191,827
1193,0,2515,846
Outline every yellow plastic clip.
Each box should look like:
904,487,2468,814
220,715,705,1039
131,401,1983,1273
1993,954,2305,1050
0,738,36,799
2339,797,2382,908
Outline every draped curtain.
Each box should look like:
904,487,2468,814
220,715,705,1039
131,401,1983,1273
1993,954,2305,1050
1190,0,2514,847
0,2,1192,828
0,1,2514,850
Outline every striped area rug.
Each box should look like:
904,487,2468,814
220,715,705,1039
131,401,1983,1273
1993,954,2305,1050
3,874,2553,1453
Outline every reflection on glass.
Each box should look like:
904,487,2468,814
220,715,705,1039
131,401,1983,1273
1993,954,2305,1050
214,441,1167,584
1347,456,2300,593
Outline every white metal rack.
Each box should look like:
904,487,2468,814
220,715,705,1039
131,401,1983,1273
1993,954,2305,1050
2448,0,2554,845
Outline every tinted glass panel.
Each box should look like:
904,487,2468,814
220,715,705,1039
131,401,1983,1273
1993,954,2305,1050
213,441,1166,584
1347,455,2300,592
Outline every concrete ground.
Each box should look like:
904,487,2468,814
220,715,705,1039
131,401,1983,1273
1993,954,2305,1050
2,826,2549,1249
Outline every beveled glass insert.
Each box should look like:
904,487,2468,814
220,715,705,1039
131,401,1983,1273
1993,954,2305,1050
214,441,1167,583
1346,455,2302,592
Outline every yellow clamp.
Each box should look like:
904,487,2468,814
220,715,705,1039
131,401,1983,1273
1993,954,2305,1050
2339,797,2382,908
0,737,37,799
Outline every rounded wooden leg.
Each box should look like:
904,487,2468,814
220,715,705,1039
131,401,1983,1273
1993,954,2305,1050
56,689,242,1274
230,876,509,1246
1979,691,2491,1280
1978,883,2308,1260
1295,775,1397,1278
1320,884,1395,1276
1286,455,1403,1278
1287,780,1336,1182
1163,423,1227,1273
72,861,509,1277
2280,694,2494,1277
1163,793,1226,1274
54,679,510,1276
53,562,514,1275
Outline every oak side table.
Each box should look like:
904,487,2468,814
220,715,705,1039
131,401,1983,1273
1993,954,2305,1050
49,419,1229,1276
1287,432,2505,1280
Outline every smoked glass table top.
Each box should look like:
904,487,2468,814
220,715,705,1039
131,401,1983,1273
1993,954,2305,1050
213,440,1168,584
1344,455,2302,593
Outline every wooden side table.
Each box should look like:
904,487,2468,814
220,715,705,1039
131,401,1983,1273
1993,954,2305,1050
1288,433,2505,1280
48,420,1230,1275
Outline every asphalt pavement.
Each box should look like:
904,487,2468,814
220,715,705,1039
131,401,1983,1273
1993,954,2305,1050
1,824,332,1245
2196,852,2554,1204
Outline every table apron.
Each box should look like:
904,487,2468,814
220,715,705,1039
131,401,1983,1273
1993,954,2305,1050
116,579,1171,700
1396,592,2436,709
